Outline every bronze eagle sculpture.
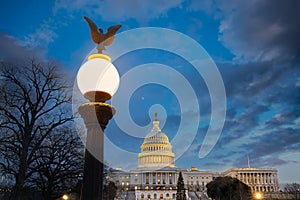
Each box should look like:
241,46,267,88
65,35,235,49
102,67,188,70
84,16,122,53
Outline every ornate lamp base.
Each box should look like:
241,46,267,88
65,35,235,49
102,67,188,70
79,102,115,200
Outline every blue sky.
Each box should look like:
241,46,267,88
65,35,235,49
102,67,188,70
1,0,299,184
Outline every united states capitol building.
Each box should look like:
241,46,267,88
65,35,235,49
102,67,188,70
107,116,280,200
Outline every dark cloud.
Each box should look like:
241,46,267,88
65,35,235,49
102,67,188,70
231,126,300,167
256,157,297,167
0,33,44,64
205,78,299,168
175,1,300,172
212,100,300,164
253,127,300,155
218,103,268,144
265,109,300,129
219,61,298,101
263,76,300,106
235,156,293,168
218,0,300,63
206,126,300,168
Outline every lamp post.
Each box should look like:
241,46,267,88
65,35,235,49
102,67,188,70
77,53,120,200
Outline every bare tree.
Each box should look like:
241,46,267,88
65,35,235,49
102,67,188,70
284,183,300,200
0,60,73,199
284,183,300,192
28,126,83,200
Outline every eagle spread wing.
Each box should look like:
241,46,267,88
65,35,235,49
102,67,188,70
104,24,122,46
84,16,122,46
84,16,101,44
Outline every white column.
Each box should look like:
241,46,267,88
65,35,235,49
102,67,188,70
166,172,168,185
241,173,243,182
271,174,274,184
141,173,143,185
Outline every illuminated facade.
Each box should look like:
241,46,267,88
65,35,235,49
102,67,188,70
138,115,175,169
223,168,279,192
109,116,280,200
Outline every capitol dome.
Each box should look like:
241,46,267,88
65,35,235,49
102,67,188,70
138,114,175,169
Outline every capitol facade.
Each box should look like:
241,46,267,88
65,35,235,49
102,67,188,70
107,116,279,200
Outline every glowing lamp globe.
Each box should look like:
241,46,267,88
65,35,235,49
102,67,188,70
77,54,120,102
254,192,263,200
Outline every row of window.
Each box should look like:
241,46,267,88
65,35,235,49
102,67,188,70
145,179,173,184
140,193,176,199
145,173,172,177
188,176,210,179
142,146,170,151
187,181,207,186
144,186,176,190
116,181,130,186
239,173,275,177
245,179,275,184
116,175,130,179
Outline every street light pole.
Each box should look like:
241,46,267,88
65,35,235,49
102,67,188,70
77,54,120,200
77,54,119,200
79,101,115,200
77,17,121,200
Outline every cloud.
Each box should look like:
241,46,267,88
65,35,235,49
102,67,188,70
222,104,267,135
232,126,300,168
265,110,299,129
203,61,299,167
54,0,184,23
0,33,44,63
218,0,300,63
219,60,299,107
209,103,300,167
185,0,216,15
23,19,59,49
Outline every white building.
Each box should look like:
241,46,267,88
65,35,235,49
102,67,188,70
223,168,279,192
108,116,279,199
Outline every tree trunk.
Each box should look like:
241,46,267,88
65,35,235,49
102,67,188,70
11,157,27,200
11,140,29,200
44,188,53,200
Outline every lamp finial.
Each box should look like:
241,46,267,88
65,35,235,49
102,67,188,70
84,16,122,53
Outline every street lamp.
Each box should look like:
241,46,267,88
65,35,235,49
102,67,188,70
77,53,119,200
254,192,263,200
77,16,121,200
62,194,69,200
77,54,120,102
